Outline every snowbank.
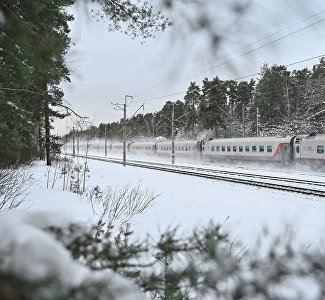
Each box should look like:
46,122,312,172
0,210,146,300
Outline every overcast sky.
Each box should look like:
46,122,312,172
55,0,325,134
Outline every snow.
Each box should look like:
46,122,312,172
0,210,146,300
2,152,325,298
81,158,325,248
21,156,325,247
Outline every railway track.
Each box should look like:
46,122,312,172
68,153,325,198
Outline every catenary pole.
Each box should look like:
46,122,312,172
112,95,140,166
104,124,107,156
171,103,175,164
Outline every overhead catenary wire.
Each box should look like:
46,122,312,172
129,53,325,104
132,13,325,100
91,52,325,127
93,11,325,125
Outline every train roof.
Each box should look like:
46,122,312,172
206,136,292,143
300,133,325,141
158,140,197,145
129,141,156,145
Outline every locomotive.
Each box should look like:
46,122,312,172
102,134,325,164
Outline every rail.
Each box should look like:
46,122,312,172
66,154,325,198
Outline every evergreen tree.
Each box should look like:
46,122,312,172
200,76,227,136
237,79,255,136
0,0,73,165
0,0,170,166
304,58,325,133
184,82,201,135
288,68,311,133
253,64,289,134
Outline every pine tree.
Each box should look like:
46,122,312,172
184,82,201,135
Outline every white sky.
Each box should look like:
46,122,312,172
55,0,325,135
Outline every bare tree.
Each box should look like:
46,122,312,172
0,165,34,211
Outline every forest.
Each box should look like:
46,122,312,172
2,0,325,165
73,59,325,142
0,0,170,166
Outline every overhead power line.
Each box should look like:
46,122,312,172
133,53,325,104
93,53,325,125
132,11,325,100
95,10,325,124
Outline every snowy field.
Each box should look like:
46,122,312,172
2,148,325,299
21,151,325,250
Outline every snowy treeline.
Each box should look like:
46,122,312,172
73,59,325,142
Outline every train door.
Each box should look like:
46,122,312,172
292,136,301,162
127,142,132,152
289,136,296,162
199,140,205,152
280,143,290,163
153,142,158,153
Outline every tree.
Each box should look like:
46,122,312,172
253,64,289,134
0,0,74,166
200,76,227,136
236,79,255,136
184,82,201,135
0,0,171,166
303,58,325,133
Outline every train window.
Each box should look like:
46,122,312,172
296,146,300,154
317,145,324,154
233,146,237,152
212,146,215,152
267,146,272,153
239,146,243,152
227,146,231,152
252,146,257,152
222,146,225,152
245,146,249,152
259,146,264,152
216,146,220,152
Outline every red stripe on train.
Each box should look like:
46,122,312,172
273,143,282,157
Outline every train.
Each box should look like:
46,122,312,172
96,133,325,164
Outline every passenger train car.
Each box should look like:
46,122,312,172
293,134,325,163
202,136,292,162
104,134,325,164
156,140,198,156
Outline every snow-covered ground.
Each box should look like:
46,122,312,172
22,153,325,249
2,147,325,299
